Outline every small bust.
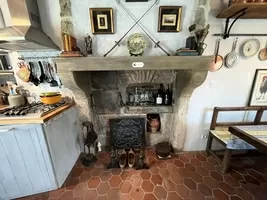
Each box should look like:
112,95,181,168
85,35,93,55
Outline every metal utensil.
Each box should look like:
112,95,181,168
225,37,240,68
259,39,267,61
209,39,223,72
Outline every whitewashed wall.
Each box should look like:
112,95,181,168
9,0,267,151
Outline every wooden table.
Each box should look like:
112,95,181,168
229,125,267,152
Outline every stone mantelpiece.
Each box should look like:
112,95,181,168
57,56,211,151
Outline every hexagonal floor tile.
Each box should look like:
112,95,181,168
190,190,205,200
87,177,101,188
140,170,151,180
73,183,88,197
107,188,119,200
176,185,190,198
121,171,132,181
109,175,122,187
151,174,163,185
159,168,171,179
203,177,219,189
167,192,182,200
163,179,176,191
97,182,110,195
174,160,184,168
58,191,73,200
191,159,202,167
184,178,196,190
120,181,132,193
198,183,212,196
213,189,229,200
120,193,134,200
171,173,184,184
141,180,154,192
154,186,167,200
130,187,144,200
131,175,142,186
100,172,112,182
111,168,122,176
91,168,103,177
143,193,157,200
219,182,235,195
82,189,97,200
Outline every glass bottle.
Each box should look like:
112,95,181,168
134,87,140,105
164,84,171,105
156,86,163,105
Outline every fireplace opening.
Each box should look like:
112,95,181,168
147,114,161,133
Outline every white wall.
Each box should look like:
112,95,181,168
184,2,267,150
9,0,267,151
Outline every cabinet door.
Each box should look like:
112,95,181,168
0,124,57,200
44,107,81,187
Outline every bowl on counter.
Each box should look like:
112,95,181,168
40,92,62,105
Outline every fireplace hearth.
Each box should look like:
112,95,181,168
107,117,148,169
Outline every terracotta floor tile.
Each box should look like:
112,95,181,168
174,160,184,168
131,175,142,186
73,183,88,197
176,185,190,198
49,188,65,198
58,191,73,200
195,153,207,162
219,182,235,195
184,178,196,190
210,171,223,181
180,155,190,163
196,166,209,176
141,180,154,192
159,168,171,179
185,163,196,172
91,168,103,177
65,177,79,190
87,177,101,188
229,170,244,181
154,185,167,200
111,168,122,176
163,179,176,191
79,172,91,183
109,175,122,187
213,189,230,200
243,175,260,185
82,189,98,200
97,182,110,195
106,188,119,200
149,166,159,174
143,193,157,200
121,171,132,181
72,168,84,178
202,162,215,171
151,174,163,186
224,175,240,187
140,170,151,180
190,172,203,183
230,196,242,200
171,173,184,184
178,168,191,178
246,169,265,182
130,187,144,200
100,172,112,182
198,183,212,196
167,192,182,200
190,190,205,200
203,177,219,189
167,164,179,173
120,181,132,193
191,159,202,167
157,161,167,169
207,157,220,165
120,193,133,200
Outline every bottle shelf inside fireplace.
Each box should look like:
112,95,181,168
125,105,173,114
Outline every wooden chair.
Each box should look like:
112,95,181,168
206,106,267,173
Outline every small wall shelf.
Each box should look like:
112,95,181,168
124,106,173,114
217,3,267,19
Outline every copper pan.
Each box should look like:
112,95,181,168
209,39,223,72
259,39,267,61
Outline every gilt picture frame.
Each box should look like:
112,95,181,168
158,6,182,32
249,69,267,106
90,8,114,34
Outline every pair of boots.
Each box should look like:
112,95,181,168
119,149,135,169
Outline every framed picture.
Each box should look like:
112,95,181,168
249,69,267,106
90,8,114,34
158,6,182,32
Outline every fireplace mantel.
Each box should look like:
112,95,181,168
56,55,212,151
55,56,212,72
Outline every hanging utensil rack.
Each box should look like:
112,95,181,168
214,2,267,39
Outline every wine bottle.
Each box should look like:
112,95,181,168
156,89,163,105
164,84,171,105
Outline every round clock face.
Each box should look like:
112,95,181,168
243,39,260,57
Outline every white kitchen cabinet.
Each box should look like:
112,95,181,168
0,107,81,200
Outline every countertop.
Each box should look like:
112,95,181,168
0,104,74,125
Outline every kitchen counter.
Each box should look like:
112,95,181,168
0,104,74,125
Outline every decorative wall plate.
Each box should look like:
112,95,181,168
127,33,147,56
243,39,260,57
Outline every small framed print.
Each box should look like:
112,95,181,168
90,8,114,34
158,6,182,32
249,69,267,106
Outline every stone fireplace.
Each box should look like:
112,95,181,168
56,56,212,151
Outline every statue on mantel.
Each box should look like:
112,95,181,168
85,35,93,56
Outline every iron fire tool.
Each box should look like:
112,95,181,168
117,0,170,56
103,0,159,57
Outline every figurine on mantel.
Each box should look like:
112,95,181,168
85,35,93,56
